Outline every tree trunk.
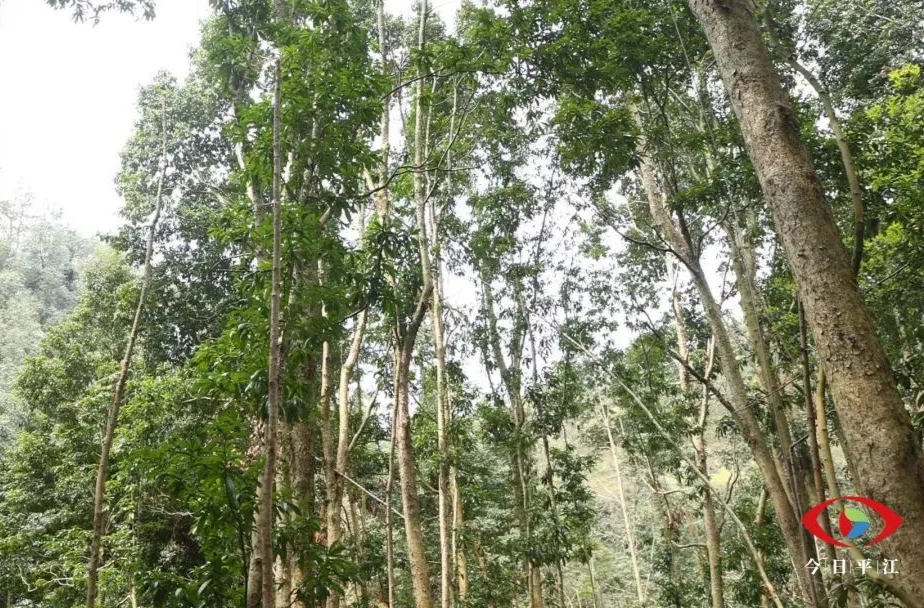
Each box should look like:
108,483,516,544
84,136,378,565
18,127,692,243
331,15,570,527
385,378,399,608
799,303,845,601
574,334,786,608
482,274,543,608
728,225,826,605
395,347,435,608
633,109,817,604
390,1,437,604
452,472,468,602
691,340,725,608
86,96,168,608
599,401,645,605
588,558,600,608
429,77,458,608
257,56,285,608
687,0,924,600
763,8,866,275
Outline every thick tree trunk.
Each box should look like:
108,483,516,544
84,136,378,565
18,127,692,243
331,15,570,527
764,9,866,275
687,0,924,600
86,97,168,608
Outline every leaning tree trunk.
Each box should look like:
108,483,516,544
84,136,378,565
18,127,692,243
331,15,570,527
86,97,168,608
633,112,817,605
599,401,645,605
687,0,924,600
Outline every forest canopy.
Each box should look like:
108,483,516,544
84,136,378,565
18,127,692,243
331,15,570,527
1,0,924,607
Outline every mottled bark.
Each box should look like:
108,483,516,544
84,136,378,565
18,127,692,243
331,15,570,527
257,56,285,608
687,0,924,600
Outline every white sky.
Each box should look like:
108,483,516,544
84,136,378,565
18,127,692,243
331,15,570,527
0,0,212,237
0,0,457,238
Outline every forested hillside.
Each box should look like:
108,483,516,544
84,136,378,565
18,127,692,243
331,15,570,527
0,201,94,439
1,0,923,607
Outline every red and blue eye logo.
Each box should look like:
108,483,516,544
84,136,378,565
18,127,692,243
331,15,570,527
802,496,903,547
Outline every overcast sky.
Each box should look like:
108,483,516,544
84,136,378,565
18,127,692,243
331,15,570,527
0,0,211,236
0,0,454,238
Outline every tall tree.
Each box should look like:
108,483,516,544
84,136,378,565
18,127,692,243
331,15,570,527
86,90,168,608
686,0,924,600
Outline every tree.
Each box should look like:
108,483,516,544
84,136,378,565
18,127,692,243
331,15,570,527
85,81,168,608
686,0,924,602
43,0,156,22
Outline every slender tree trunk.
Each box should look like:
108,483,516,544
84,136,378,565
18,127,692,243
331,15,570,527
799,303,837,562
390,2,436,605
430,77,458,608
256,56,285,608
669,266,724,608
687,1,924,600
327,311,367,549
588,558,600,608
538,426,566,608
691,341,725,608
727,226,796,499
728,225,826,605
482,274,543,608
248,480,265,608
599,401,645,605
633,110,816,604
385,379,398,608
86,96,168,608
452,472,468,602
569,333,786,608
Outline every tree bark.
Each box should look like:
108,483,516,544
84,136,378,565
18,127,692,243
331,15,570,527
256,56,285,608
763,8,866,275
692,340,725,608
392,2,436,605
599,401,645,605
86,95,168,608
452,472,468,602
385,378,399,608
633,109,817,604
687,0,924,600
